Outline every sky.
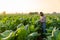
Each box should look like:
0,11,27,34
0,0,60,13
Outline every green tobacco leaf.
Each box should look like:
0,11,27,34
0,30,13,40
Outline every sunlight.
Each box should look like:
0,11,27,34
0,0,60,13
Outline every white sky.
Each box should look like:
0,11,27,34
0,0,60,13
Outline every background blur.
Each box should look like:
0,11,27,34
0,0,60,14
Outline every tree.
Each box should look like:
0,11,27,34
29,12,38,14
52,12,56,14
2,11,6,15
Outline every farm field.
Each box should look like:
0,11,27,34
0,14,60,40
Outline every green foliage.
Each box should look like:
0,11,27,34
16,26,28,40
27,32,40,40
0,14,60,40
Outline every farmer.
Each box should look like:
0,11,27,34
40,12,46,33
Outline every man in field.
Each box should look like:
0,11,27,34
40,12,46,33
